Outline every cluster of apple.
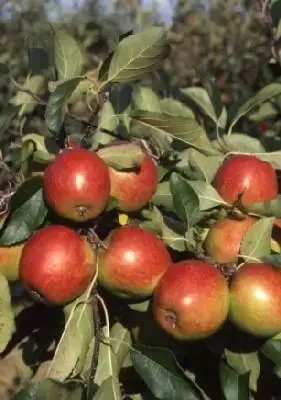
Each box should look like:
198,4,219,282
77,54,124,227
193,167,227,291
4,143,281,342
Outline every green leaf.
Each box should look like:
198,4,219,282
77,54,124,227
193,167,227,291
54,28,83,80
228,83,281,133
46,282,95,381
249,151,281,170
28,47,49,75
180,87,220,126
240,217,274,261
262,333,281,370
110,322,132,369
212,134,265,154
187,180,228,211
0,177,48,245
97,142,145,170
45,77,82,133
243,195,281,218
220,361,250,400
98,101,119,133
262,253,281,267
130,111,216,156
160,98,195,118
22,134,56,164
131,344,203,400
0,104,19,141
13,379,83,400
132,85,161,112
151,181,174,211
106,27,168,83
10,75,45,117
170,173,200,227
93,377,121,400
141,206,187,252
0,274,15,353
188,149,224,183
0,63,9,74
224,350,260,392
248,101,279,122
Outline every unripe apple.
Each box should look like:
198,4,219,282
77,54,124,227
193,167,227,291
213,155,278,206
19,225,96,304
204,216,256,263
98,225,172,299
43,148,110,222
229,263,281,337
152,260,229,340
0,243,24,281
108,143,158,212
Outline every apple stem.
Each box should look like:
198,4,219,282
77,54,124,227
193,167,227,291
88,228,108,250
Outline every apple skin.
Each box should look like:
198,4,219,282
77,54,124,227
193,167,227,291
109,146,158,212
19,225,96,305
229,263,281,337
152,260,229,340
98,225,172,299
204,216,256,263
43,148,110,222
213,155,278,206
0,243,25,282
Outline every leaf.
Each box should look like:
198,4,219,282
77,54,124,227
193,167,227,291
45,77,82,133
54,28,83,80
98,101,119,133
262,333,281,370
160,98,195,118
141,206,187,252
248,101,279,122
22,134,56,164
110,322,132,369
151,181,174,211
262,253,281,267
187,180,228,211
243,196,281,218
212,134,265,154
110,83,132,114
0,274,15,353
130,111,216,156
93,377,121,400
132,85,161,112
224,350,260,392
0,104,19,141
180,87,220,126
0,63,9,74
250,151,281,170
28,47,49,75
10,75,45,117
219,361,250,400
0,177,48,245
170,173,200,227
188,149,224,183
228,83,281,133
240,217,274,261
13,379,83,400
97,142,145,170
131,344,203,400
46,280,95,381
106,27,168,83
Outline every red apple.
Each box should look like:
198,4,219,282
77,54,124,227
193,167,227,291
204,216,256,263
98,225,172,299
43,148,110,222
0,243,25,282
152,260,229,340
213,155,278,206
108,144,158,212
229,263,281,337
19,225,96,304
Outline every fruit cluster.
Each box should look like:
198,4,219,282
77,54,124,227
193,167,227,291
2,144,281,342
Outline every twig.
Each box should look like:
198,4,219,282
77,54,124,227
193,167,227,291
10,76,46,105
86,283,101,400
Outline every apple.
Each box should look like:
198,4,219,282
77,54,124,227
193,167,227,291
152,260,229,340
204,215,256,263
229,263,281,337
213,155,278,206
19,225,96,304
0,243,25,282
43,148,110,222
108,143,158,212
98,225,172,299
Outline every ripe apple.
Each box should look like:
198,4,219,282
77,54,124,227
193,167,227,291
204,216,256,263
229,263,281,337
108,143,158,212
19,225,96,304
43,148,110,222
152,260,229,340
98,225,172,299
0,243,25,282
213,155,278,206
